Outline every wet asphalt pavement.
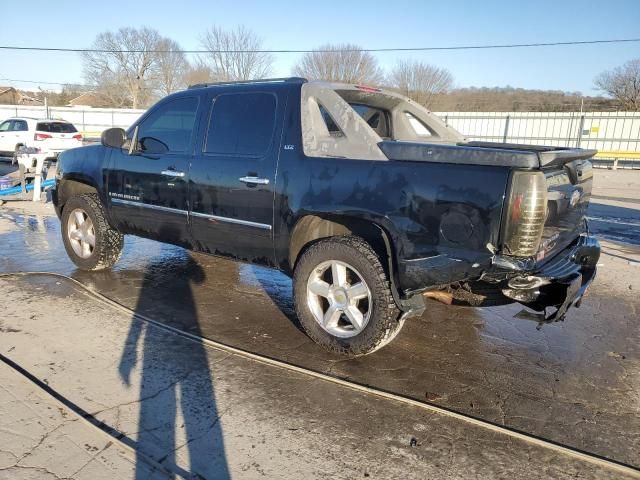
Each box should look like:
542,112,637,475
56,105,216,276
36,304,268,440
0,203,639,469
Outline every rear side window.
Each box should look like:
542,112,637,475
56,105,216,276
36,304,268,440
12,120,28,131
205,92,276,157
36,122,77,133
137,96,199,154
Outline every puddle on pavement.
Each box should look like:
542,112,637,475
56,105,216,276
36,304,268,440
1,210,639,467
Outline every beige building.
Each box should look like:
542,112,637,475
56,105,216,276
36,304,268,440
0,87,43,106
0,86,20,104
68,92,109,108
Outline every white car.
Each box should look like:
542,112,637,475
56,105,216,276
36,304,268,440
0,117,83,161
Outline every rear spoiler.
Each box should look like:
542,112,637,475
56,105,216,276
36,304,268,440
464,141,597,168
378,140,597,169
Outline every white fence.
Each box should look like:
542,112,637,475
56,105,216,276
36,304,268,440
435,111,640,154
1,104,638,155
0,104,144,135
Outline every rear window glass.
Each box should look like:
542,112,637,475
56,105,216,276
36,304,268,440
205,92,276,157
404,112,432,137
36,122,77,133
351,104,390,138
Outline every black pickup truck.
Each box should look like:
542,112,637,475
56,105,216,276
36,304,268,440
53,77,600,355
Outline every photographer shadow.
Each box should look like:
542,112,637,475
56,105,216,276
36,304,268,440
117,253,230,479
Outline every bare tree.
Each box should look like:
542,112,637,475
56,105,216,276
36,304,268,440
82,27,162,108
199,26,273,81
292,44,383,84
155,38,189,96
389,60,453,107
183,61,217,86
38,84,88,107
595,58,640,110
89,73,132,108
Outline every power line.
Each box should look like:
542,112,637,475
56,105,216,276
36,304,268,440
0,77,85,87
0,38,639,54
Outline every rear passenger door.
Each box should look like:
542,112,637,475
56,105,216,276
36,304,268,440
189,86,287,265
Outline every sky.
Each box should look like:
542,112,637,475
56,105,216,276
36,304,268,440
1,0,639,96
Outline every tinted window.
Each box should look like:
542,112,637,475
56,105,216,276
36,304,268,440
12,120,28,131
0,121,11,132
205,93,276,156
36,122,77,133
137,96,199,154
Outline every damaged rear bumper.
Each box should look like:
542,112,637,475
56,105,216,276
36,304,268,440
497,234,600,322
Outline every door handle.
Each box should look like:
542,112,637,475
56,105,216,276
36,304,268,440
239,176,269,185
161,170,185,178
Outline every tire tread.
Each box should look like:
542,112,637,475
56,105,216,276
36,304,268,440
62,193,123,271
293,235,403,356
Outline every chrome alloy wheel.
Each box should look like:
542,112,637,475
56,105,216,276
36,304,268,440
306,260,372,338
67,208,96,259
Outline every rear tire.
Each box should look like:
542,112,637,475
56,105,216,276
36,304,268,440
61,193,123,271
293,236,404,356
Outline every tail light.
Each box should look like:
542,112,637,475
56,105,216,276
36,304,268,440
34,133,51,141
73,134,82,140
501,171,547,257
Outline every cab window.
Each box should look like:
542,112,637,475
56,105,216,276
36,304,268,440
205,92,276,157
0,121,11,132
137,97,199,154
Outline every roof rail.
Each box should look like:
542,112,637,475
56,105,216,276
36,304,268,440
188,77,307,89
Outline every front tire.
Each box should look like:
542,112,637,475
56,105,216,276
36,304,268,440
293,236,404,356
61,193,123,271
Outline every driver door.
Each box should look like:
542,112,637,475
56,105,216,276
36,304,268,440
106,95,202,246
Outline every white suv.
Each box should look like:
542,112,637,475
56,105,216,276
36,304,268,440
0,117,83,161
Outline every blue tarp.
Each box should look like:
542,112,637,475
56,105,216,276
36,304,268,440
0,179,55,196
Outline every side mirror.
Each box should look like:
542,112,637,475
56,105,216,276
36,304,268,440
101,128,127,148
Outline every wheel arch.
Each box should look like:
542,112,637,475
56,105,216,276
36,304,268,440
288,214,404,303
57,178,100,213
289,215,392,266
